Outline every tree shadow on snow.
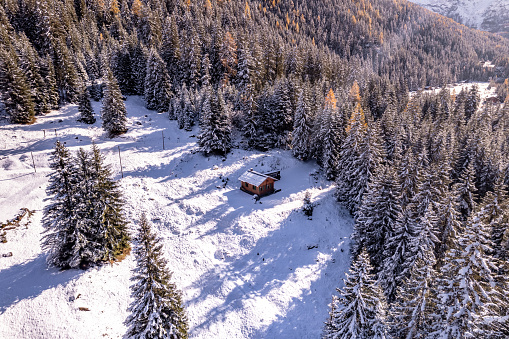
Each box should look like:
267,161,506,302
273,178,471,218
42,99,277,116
0,254,83,314
187,193,354,338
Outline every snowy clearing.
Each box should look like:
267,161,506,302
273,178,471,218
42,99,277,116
0,97,353,338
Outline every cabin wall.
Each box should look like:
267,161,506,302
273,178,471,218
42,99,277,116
240,178,275,196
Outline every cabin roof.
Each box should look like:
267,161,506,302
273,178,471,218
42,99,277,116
238,169,277,186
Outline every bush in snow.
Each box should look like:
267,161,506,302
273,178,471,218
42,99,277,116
125,213,188,339
302,191,315,217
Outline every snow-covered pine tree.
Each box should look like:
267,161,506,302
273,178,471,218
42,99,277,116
101,69,128,137
144,48,172,112
323,249,389,339
464,84,480,121
125,213,188,339
396,143,419,211
378,206,419,304
434,191,462,267
236,36,253,92
90,143,130,262
73,147,105,265
480,177,509,261
391,206,439,338
321,89,343,180
337,108,384,215
0,48,35,124
78,85,96,124
199,88,232,156
354,163,401,269
431,209,508,338
454,161,477,223
242,90,258,147
41,54,59,110
291,88,312,161
42,142,89,268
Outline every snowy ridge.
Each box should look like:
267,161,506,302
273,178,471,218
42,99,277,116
0,97,353,338
410,0,509,35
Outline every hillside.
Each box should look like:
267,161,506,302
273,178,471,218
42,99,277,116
0,97,354,338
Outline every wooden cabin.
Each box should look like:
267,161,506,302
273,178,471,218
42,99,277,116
238,169,279,197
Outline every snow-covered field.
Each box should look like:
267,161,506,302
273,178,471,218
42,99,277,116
0,97,353,338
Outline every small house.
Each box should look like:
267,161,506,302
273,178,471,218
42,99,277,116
238,169,279,197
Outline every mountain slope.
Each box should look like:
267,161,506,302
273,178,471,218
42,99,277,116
0,97,353,338
410,0,509,37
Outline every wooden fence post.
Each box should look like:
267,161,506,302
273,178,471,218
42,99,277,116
31,152,36,173
118,146,124,178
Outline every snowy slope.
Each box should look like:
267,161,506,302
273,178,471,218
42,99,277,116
0,97,353,338
410,0,509,35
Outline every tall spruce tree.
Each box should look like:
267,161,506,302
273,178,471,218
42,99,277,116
431,209,508,338
125,213,188,339
42,142,93,268
199,89,232,156
0,49,35,124
391,207,439,338
323,249,389,339
292,89,312,161
337,111,384,215
144,48,172,112
78,85,96,124
90,143,130,261
102,70,128,137
354,163,401,269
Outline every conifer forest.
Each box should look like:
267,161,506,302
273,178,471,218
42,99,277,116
1,0,509,337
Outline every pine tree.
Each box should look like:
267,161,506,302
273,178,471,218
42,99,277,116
392,207,439,338
78,85,96,124
431,209,508,338
320,89,343,180
464,84,480,121
42,142,91,269
292,89,312,161
125,214,188,339
434,192,462,267
90,143,130,261
323,249,389,339
354,163,401,270
41,54,59,110
144,48,172,112
480,178,509,261
199,89,232,156
378,206,418,304
0,49,35,124
454,161,477,223
102,70,128,137
337,109,384,215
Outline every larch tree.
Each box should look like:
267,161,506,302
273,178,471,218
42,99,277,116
125,213,188,339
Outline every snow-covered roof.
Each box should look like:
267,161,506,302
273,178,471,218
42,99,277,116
238,170,276,186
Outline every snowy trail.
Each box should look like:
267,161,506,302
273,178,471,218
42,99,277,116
0,97,353,338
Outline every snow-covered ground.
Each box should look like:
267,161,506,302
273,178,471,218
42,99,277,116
0,97,353,338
